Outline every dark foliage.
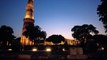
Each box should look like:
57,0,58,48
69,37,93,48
23,25,47,44
71,24,99,46
23,25,41,39
85,34,107,54
46,35,65,45
97,0,107,32
0,25,15,46
93,35,107,49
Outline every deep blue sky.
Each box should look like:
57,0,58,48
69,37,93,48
0,0,105,39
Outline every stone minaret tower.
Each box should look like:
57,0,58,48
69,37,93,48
21,0,34,45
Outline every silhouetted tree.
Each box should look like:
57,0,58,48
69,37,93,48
23,25,40,39
88,34,107,59
39,31,47,39
85,40,98,53
46,35,65,45
93,35,107,52
35,31,47,45
71,24,99,47
23,25,47,45
0,25,15,47
12,37,22,51
97,0,107,32
85,34,107,54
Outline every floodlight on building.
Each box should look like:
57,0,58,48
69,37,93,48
46,48,51,52
101,47,104,51
8,48,12,51
32,48,37,52
62,48,66,51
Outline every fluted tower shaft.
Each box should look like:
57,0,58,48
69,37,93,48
21,0,34,45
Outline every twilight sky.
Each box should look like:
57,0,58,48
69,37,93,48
0,0,105,39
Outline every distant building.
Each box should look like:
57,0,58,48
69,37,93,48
66,39,80,45
44,39,80,45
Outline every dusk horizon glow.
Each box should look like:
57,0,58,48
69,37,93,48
0,0,106,39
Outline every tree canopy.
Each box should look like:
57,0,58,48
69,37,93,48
23,25,41,40
71,24,99,46
93,34,107,47
23,25,47,44
0,25,15,46
97,0,107,32
46,35,65,45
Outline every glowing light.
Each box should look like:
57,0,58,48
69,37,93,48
62,48,66,51
21,36,34,45
32,48,37,52
8,48,12,51
101,47,104,50
96,43,99,46
46,48,51,52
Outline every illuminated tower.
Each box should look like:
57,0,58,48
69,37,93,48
21,0,34,45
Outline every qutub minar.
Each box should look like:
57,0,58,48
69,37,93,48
21,0,34,45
